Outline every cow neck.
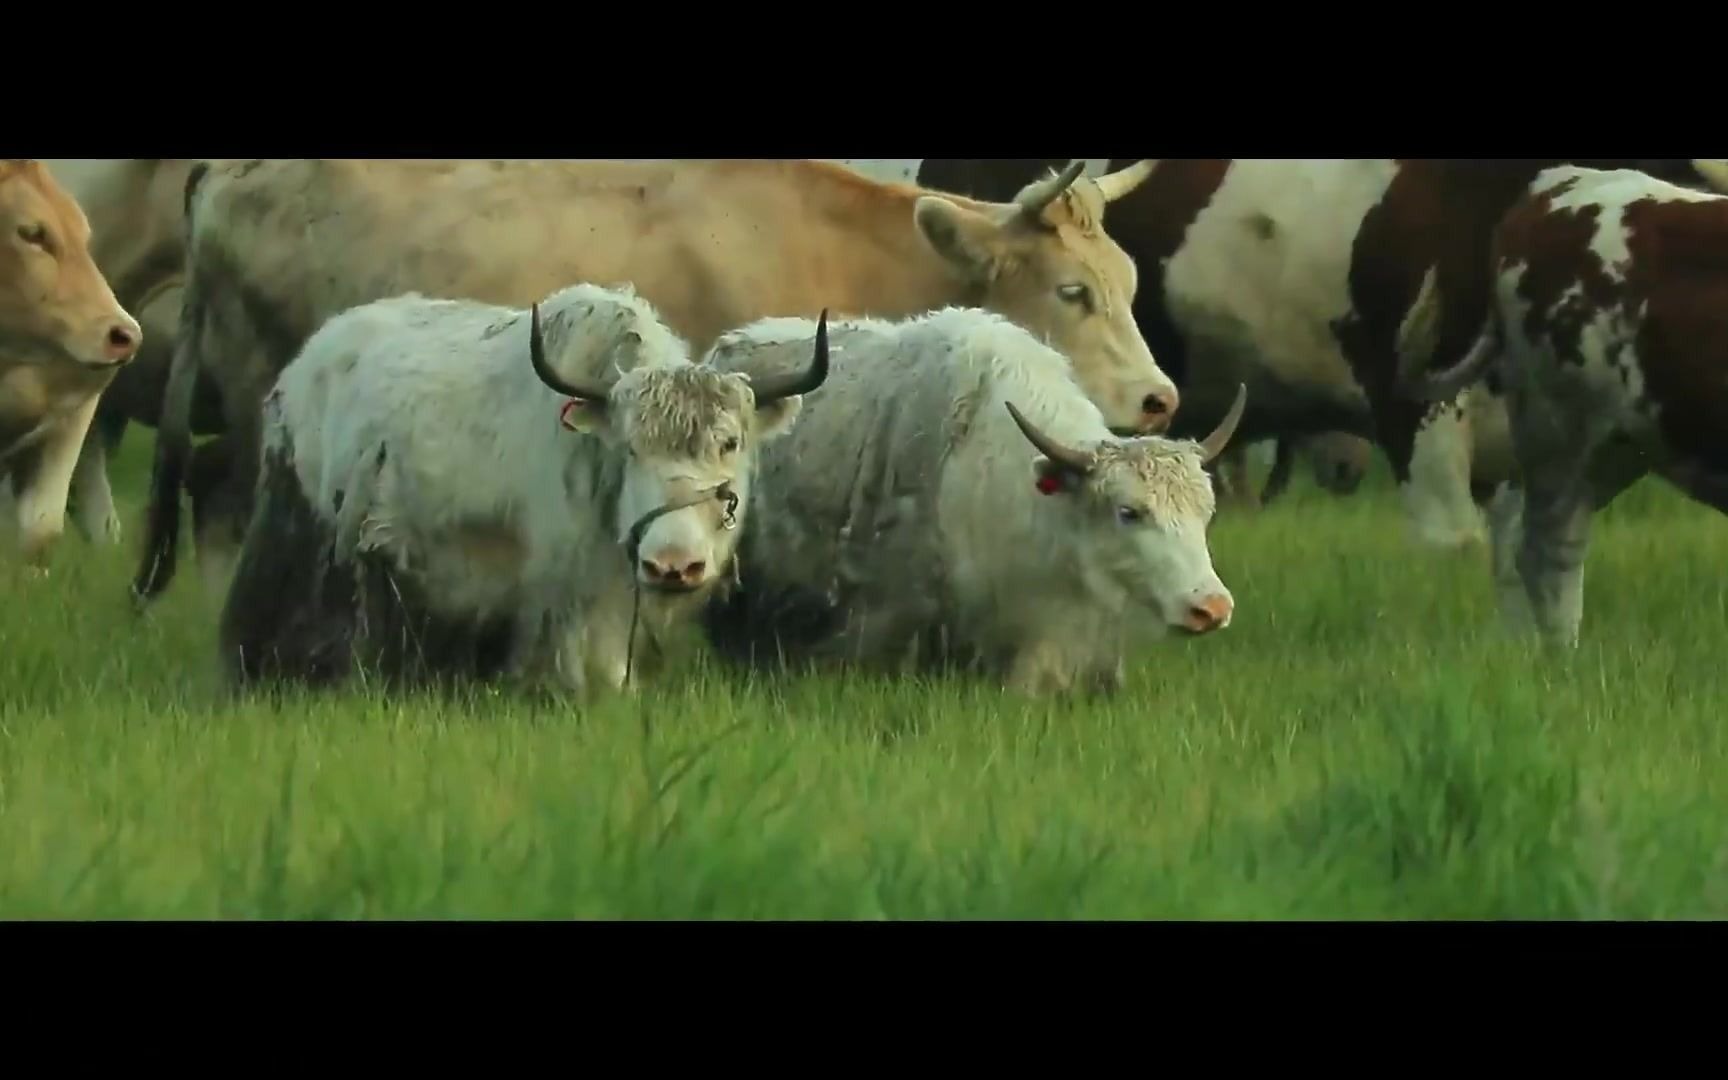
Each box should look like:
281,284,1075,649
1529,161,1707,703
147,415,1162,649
813,175,998,318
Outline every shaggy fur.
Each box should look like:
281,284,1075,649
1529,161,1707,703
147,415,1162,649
701,306,1235,696
220,282,812,696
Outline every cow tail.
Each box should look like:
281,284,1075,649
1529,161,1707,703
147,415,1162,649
131,163,212,607
1407,329,1497,405
1392,263,1494,404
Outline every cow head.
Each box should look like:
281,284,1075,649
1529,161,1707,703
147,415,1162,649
0,159,141,372
530,302,829,595
1005,385,1247,636
912,160,1178,436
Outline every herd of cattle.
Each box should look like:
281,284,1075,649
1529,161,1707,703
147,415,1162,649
3,157,1726,697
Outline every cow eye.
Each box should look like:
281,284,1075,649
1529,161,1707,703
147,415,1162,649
17,223,48,248
720,436,740,454
1058,283,1091,308
1116,505,1144,525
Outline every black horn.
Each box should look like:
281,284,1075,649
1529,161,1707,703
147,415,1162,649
527,302,611,403
1017,160,1087,219
749,308,831,405
1004,400,1095,475
1198,384,1249,464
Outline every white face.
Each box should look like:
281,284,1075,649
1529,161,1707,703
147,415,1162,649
562,367,803,594
1033,440,1235,635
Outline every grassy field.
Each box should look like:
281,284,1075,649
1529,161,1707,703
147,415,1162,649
2,434,1726,920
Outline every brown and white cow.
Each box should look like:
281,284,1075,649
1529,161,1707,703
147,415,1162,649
0,160,143,567
1402,165,1728,646
892,159,1725,541
136,157,1177,605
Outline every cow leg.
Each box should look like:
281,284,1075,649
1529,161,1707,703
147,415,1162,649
1004,618,1122,696
67,414,123,546
1485,481,1532,631
13,395,102,570
198,419,261,600
1511,435,1647,648
1211,443,1261,509
1260,439,1297,504
1005,642,1077,695
549,586,645,697
1514,472,1591,646
1402,400,1485,549
218,442,359,688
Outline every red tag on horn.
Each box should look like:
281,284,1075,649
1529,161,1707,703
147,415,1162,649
558,399,582,431
1035,471,1064,496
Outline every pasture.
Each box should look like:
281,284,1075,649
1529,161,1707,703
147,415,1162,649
3,434,1727,919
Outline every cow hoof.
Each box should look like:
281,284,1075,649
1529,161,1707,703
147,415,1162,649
1414,528,1488,552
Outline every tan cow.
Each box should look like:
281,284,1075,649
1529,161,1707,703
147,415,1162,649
37,160,200,544
136,157,1175,604
0,160,143,567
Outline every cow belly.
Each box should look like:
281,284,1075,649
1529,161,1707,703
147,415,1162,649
705,363,963,671
219,441,365,687
218,439,516,689
1163,160,1397,407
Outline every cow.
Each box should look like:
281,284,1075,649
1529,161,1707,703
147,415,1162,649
887,158,1728,544
0,160,143,568
36,160,216,543
835,158,1379,509
136,157,1177,608
1399,165,1728,647
218,282,829,694
697,307,1244,696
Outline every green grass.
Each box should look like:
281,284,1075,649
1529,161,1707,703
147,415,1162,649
2,434,1727,919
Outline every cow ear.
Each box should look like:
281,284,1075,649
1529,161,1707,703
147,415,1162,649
558,397,611,437
1030,455,1082,497
753,394,804,441
914,196,999,282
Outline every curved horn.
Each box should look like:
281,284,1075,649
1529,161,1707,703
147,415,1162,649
527,302,610,403
1092,159,1156,204
749,308,831,404
1692,159,1728,194
1017,160,1087,220
1004,400,1094,474
1198,384,1248,464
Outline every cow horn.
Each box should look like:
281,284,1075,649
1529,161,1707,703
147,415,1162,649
1092,160,1156,204
527,302,610,404
1692,159,1728,194
749,308,831,404
1004,400,1094,475
1198,384,1249,464
1016,160,1087,220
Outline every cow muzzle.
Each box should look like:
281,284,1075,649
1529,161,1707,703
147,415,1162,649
639,549,710,592
1139,384,1179,433
624,482,738,593
1179,592,1234,635
75,313,143,369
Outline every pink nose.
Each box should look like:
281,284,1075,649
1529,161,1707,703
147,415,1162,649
102,321,140,363
1138,385,1179,433
640,551,707,589
1183,593,1233,634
